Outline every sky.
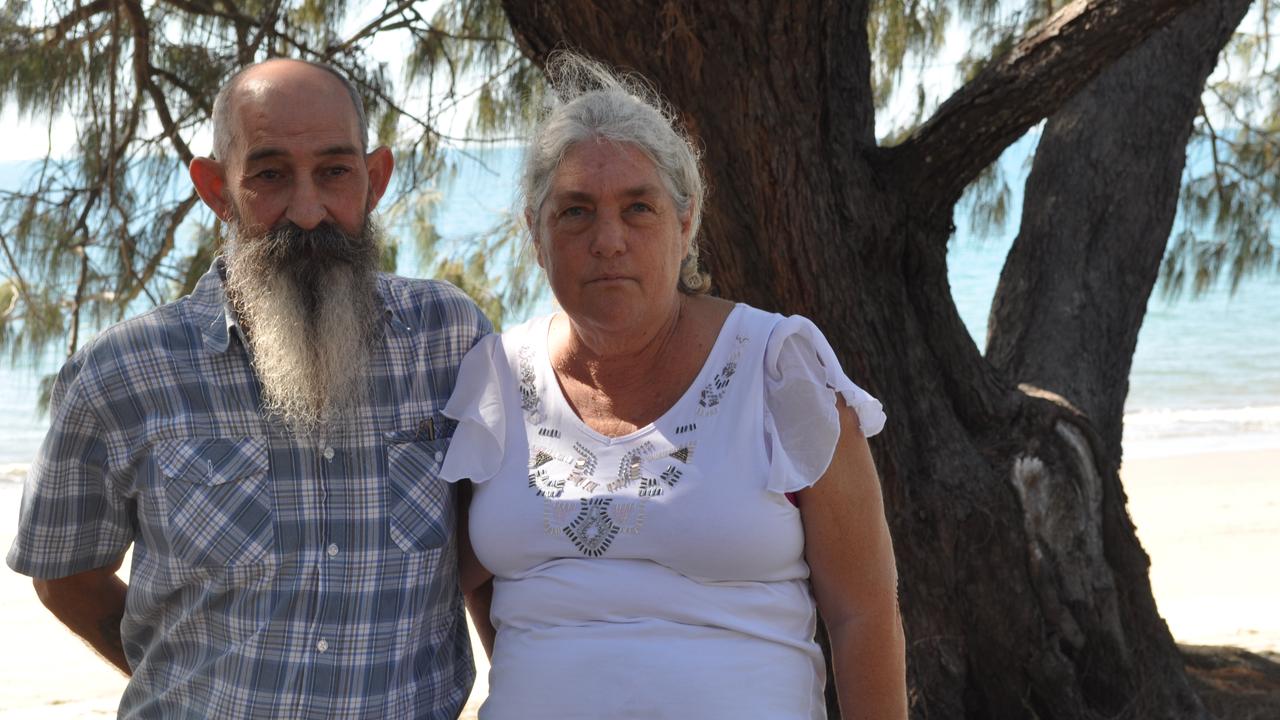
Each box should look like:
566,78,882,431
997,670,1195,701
0,107,76,163
0,0,481,164
0,0,979,165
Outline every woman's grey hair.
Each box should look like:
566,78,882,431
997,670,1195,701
211,59,368,162
521,52,711,295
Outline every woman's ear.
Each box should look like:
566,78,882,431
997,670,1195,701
680,199,697,253
526,208,546,269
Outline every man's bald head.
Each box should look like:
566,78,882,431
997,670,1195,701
211,59,368,162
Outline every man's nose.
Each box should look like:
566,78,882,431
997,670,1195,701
285,177,327,230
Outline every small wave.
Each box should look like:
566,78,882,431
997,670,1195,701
0,463,30,485
1124,405,1280,458
1125,405,1280,435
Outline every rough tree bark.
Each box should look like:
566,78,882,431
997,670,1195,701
499,0,1245,717
987,0,1251,471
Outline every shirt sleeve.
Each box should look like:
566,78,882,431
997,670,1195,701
6,353,135,579
762,315,886,494
440,333,510,485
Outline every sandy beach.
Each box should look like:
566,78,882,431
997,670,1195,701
0,446,1275,717
1122,448,1280,654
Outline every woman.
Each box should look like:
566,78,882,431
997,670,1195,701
440,53,906,719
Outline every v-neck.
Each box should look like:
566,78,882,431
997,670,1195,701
536,304,743,446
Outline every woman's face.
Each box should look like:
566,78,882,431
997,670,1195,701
532,140,692,335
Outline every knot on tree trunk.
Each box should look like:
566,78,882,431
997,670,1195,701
1006,406,1141,711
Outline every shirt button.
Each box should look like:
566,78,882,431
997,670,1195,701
326,544,339,558
434,451,444,462
323,447,335,460
316,639,329,653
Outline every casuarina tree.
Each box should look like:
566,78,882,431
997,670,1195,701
1,0,1276,716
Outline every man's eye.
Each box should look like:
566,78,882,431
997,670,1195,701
324,166,351,178
256,169,283,181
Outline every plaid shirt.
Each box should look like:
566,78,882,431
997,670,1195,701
7,262,491,719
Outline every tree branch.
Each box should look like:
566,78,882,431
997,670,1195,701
241,0,280,62
159,0,248,25
883,0,1204,216
151,66,213,116
68,248,90,358
118,192,198,306
121,0,195,164
39,0,112,43
1199,104,1230,201
0,228,32,311
329,0,418,56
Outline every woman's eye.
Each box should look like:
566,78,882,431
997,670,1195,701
561,206,589,218
628,202,654,213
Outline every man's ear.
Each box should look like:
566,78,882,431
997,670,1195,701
364,146,395,211
189,157,231,221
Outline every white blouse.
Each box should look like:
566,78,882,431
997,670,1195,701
441,304,884,719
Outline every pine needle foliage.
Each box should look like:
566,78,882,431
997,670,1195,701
873,0,1278,294
1162,0,1280,297
0,0,538,382
1,0,1278,388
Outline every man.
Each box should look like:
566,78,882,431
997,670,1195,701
7,59,489,718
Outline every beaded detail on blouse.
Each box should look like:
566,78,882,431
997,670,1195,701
520,333,745,559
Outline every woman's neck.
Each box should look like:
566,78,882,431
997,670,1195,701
553,295,687,395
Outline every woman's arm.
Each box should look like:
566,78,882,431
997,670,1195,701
457,480,496,657
464,579,496,659
800,403,907,719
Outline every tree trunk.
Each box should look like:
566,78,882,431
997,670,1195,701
500,0,1237,716
988,0,1252,468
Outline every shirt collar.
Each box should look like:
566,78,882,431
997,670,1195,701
194,257,402,355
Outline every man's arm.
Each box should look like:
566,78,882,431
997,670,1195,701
33,555,131,675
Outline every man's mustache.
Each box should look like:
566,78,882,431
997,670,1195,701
254,221,373,269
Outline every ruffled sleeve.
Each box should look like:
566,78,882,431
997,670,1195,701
440,333,509,484
763,315,885,494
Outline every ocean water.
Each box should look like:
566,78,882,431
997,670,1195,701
1,147,1277,476
950,235,1280,459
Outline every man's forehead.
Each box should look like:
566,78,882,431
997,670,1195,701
226,64,362,159
238,71,341,105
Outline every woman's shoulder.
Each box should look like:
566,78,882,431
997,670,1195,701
685,296,781,336
688,301,849,367
474,313,554,371
498,312,552,345
683,294,735,322
695,299,822,344
452,312,552,385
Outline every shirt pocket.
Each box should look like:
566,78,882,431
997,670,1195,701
155,436,274,567
385,434,453,554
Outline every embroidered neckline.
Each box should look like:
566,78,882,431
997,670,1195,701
528,306,744,445
520,306,752,560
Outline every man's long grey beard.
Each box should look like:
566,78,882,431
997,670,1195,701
223,219,384,438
